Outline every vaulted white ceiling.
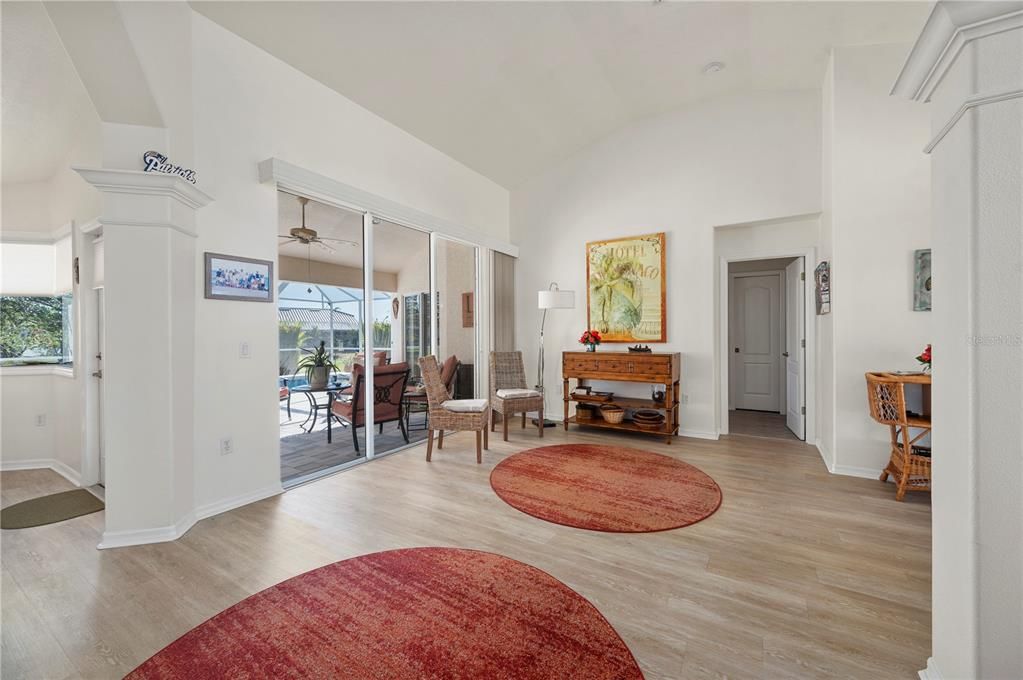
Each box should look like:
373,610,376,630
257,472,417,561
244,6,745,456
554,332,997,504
194,1,929,188
1,2,97,184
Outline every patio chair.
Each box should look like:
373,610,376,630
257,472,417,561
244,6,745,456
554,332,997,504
328,362,411,452
353,351,389,366
419,355,489,463
279,380,291,418
489,351,544,441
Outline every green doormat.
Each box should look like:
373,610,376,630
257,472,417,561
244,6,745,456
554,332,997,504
1,489,104,529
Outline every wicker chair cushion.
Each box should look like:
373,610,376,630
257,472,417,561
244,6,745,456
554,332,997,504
496,388,541,399
442,399,489,413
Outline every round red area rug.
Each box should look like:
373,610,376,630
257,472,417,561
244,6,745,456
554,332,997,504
127,547,643,680
490,444,722,532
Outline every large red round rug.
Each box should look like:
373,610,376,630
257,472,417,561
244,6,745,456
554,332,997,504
490,444,722,532
127,547,642,679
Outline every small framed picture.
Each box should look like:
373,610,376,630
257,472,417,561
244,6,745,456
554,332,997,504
913,248,931,311
814,260,831,315
204,252,274,302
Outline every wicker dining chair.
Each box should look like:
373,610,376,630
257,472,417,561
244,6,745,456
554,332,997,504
865,372,932,501
489,351,544,441
419,356,490,463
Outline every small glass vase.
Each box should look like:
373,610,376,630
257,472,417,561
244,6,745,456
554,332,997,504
586,344,597,352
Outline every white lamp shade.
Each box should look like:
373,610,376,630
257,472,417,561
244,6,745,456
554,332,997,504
538,289,575,309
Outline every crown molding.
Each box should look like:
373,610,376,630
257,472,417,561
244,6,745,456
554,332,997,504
258,157,518,257
0,223,73,244
892,2,1023,102
72,167,214,210
925,88,1023,153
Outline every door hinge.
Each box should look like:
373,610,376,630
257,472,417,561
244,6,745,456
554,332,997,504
800,338,806,348
801,406,806,415
800,272,805,281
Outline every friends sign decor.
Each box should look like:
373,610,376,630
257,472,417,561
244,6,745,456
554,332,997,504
142,150,197,184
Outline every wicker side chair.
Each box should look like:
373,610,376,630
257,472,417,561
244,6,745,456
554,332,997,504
865,372,932,501
419,356,490,463
489,351,544,441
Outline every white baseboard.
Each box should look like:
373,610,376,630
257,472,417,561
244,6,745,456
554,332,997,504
97,484,284,550
195,484,283,521
1,458,81,487
831,464,881,479
679,429,720,441
918,657,943,680
99,511,197,550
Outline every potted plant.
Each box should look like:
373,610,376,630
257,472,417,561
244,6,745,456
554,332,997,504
579,329,602,352
297,341,339,389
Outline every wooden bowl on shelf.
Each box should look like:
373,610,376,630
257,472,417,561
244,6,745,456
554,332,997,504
599,405,626,424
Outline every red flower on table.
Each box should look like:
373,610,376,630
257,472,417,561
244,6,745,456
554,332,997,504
579,330,602,346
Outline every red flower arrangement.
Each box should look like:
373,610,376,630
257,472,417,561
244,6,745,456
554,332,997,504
916,343,931,371
579,329,602,351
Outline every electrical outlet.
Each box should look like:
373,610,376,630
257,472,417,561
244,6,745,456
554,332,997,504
220,437,233,456
681,394,690,405
239,342,250,359
35,414,46,427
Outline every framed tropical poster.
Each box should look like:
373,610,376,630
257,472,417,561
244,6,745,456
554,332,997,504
913,248,931,311
586,232,666,342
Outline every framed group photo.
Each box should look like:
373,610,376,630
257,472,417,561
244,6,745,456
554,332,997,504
204,253,274,303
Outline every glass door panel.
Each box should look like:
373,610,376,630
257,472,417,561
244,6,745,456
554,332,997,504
277,191,367,485
435,237,479,400
371,218,431,455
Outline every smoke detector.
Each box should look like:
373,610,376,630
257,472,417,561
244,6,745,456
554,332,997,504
702,61,726,75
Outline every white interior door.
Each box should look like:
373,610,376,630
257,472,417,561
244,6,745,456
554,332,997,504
784,259,806,439
95,288,106,486
731,274,781,412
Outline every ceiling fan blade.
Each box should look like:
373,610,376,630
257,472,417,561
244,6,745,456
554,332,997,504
278,235,297,240
313,239,337,254
317,238,360,247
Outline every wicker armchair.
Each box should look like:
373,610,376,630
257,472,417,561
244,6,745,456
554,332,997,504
489,351,544,441
866,372,932,501
419,356,490,463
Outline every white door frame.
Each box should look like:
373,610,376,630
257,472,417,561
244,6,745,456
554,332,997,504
718,248,816,441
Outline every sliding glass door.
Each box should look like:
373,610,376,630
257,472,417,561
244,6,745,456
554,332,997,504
276,192,488,484
370,218,431,456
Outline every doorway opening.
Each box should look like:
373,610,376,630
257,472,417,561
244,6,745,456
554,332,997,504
724,256,807,441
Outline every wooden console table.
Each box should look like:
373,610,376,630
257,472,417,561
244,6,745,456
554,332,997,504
562,351,682,444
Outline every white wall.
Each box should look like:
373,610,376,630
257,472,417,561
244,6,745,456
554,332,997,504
187,12,509,511
512,91,822,437
824,44,932,476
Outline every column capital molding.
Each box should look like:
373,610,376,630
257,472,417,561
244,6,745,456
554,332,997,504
73,167,214,209
73,167,214,238
892,1,1023,102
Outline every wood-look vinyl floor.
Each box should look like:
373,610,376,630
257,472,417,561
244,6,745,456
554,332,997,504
729,409,801,441
0,427,931,679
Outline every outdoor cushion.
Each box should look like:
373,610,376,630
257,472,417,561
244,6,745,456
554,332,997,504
496,388,541,399
440,355,459,387
442,398,489,413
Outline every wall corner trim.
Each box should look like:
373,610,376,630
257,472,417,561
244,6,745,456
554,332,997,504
918,657,944,680
891,2,1023,102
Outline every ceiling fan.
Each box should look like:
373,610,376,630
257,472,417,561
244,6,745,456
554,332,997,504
278,196,359,254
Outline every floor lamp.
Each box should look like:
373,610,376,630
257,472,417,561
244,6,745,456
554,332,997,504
536,283,575,427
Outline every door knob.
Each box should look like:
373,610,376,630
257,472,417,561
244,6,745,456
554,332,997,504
92,370,103,379
734,347,740,353
782,352,790,357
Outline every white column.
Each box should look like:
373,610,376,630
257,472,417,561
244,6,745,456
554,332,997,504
894,4,1023,679
74,167,213,549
